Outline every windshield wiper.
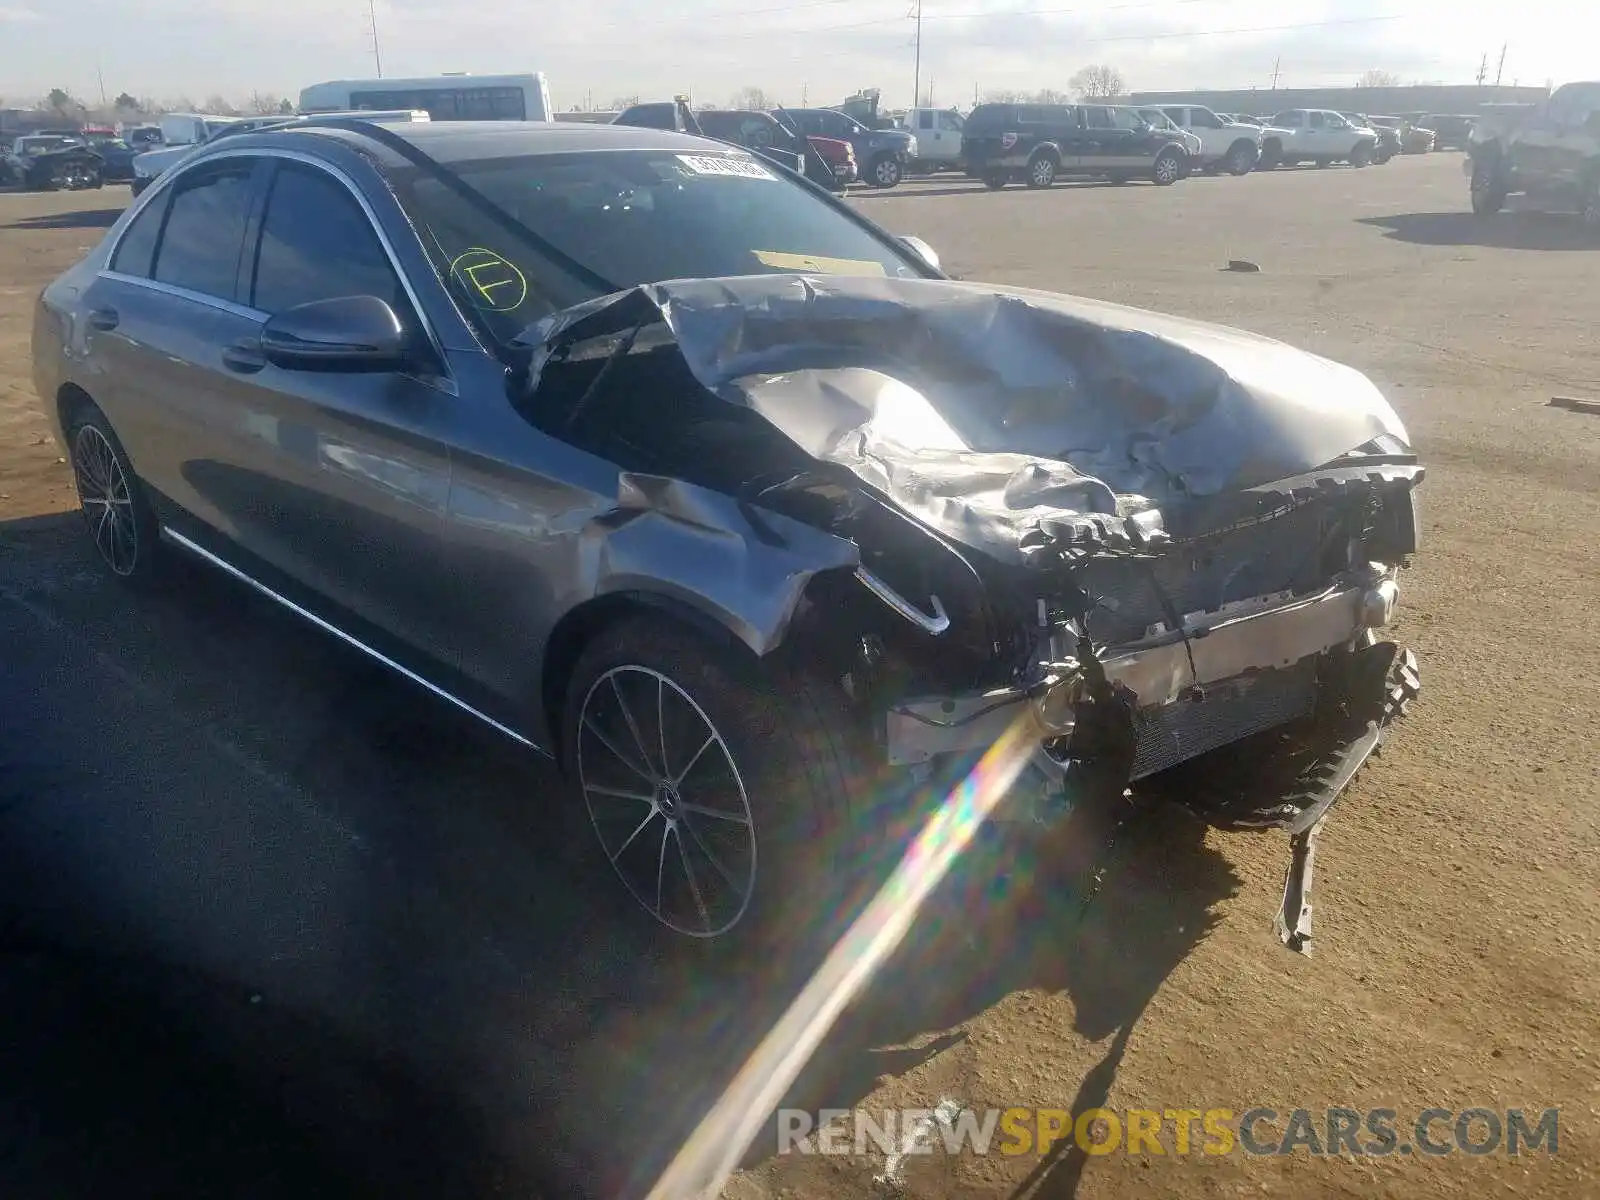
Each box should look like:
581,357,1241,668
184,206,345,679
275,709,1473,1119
300,117,621,297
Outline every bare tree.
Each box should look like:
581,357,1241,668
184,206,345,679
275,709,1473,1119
1068,64,1126,100
982,89,1023,103
247,91,286,115
1355,69,1402,88
112,92,141,114
1033,88,1073,104
608,95,640,111
201,94,240,116
41,87,81,117
729,85,771,111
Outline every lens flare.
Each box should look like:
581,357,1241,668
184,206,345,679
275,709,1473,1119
646,712,1042,1199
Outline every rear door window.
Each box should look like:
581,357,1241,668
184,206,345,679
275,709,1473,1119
150,161,257,301
110,191,171,278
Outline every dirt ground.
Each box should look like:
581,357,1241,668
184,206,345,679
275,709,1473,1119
1,156,1596,1200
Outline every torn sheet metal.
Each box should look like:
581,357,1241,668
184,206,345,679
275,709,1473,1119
524,274,1411,566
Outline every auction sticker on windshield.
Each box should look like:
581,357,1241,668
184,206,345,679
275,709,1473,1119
676,153,777,180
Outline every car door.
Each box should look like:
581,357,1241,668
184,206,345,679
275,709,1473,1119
915,108,939,160
76,157,269,530
937,110,966,164
191,155,463,664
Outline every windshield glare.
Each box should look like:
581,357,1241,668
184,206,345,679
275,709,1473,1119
391,148,927,344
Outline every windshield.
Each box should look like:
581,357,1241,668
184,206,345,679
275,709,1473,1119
390,148,928,345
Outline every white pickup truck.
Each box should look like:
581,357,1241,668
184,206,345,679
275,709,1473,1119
1149,104,1264,175
1259,109,1380,169
899,106,966,171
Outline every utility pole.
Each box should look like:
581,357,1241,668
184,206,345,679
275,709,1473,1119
1476,53,1488,86
801,82,808,105
911,0,923,109
95,62,107,109
1494,43,1506,87
368,0,384,78
1270,56,1282,91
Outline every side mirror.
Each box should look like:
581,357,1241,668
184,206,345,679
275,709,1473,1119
260,295,408,372
898,235,941,273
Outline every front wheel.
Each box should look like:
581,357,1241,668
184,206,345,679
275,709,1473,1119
1581,174,1600,232
1259,141,1283,170
1351,143,1373,168
868,153,903,188
562,616,877,952
1470,158,1507,215
1025,153,1058,188
68,405,162,584
1152,149,1183,186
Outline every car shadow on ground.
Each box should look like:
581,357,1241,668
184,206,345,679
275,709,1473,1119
2,508,1243,1198
0,207,125,231
718,790,1240,1195
1358,210,1600,251
853,180,1121,200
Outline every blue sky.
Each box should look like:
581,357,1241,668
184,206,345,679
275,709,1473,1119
0,0,1578,110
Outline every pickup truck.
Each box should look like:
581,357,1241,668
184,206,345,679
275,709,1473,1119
963,101,1189,188
1467,81,1600,227
1261,109,1379,169
898,106,966,172
1150,104,1264,175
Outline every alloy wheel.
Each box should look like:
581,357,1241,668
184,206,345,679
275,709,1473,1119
1155,153,1180,184
874,157,901,187
72,424,140,576
1031,157,1054,186
577,665,757,937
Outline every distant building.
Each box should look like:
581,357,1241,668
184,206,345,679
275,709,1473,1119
1127,84,1548,117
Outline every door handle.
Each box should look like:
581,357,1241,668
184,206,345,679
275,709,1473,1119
87,307,118,332
221,340,267,374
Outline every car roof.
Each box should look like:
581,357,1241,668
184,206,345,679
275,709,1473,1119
211,119,754,165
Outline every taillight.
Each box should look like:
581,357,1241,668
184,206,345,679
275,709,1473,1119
845,145,857,164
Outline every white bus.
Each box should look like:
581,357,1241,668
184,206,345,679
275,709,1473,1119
297,73,553,123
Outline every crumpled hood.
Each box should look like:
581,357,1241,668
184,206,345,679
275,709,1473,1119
527,273,1410,564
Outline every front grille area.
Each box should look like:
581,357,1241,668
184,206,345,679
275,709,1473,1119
1129,657,1318,780
1077,501,1336,646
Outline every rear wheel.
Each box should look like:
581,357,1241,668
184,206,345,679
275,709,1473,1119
1152,148,1183,186
1224,141,1257,175
1025,151,1058,188
68,404,162,583
561,616,879,956
1582,174,1600,232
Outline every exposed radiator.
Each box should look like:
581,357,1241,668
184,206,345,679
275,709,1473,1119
1129,657,1318,780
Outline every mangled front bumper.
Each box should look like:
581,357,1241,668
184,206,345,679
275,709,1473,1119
885,563,1404,776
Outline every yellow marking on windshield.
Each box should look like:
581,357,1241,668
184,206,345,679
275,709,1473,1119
448,247,529,312
752,250,887,277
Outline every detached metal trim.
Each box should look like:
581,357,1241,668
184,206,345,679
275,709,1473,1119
854,567,950,635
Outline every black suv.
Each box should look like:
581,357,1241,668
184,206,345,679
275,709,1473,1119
964,102,1189,189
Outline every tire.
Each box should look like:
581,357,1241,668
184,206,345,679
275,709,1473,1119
1260,140,1283,170
868,153,902,188
1224,141,1257,175
1152,148,1182,186
67,403,162,584
1351,143,1372,168
1581,173,1600,233
1025,151,1057,189
982,172,1009,190
1106,172,1130,185
1470,157,1507,215
560,615,882,960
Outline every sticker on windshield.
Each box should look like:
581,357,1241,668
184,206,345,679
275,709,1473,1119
675,153,777,181
752,250,887,277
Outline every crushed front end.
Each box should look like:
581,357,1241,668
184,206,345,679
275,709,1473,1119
519,273,1426,953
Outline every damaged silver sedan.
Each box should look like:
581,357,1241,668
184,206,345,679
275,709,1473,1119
35,119,1421,953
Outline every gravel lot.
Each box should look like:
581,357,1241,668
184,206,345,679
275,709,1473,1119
1,155,1596,1199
